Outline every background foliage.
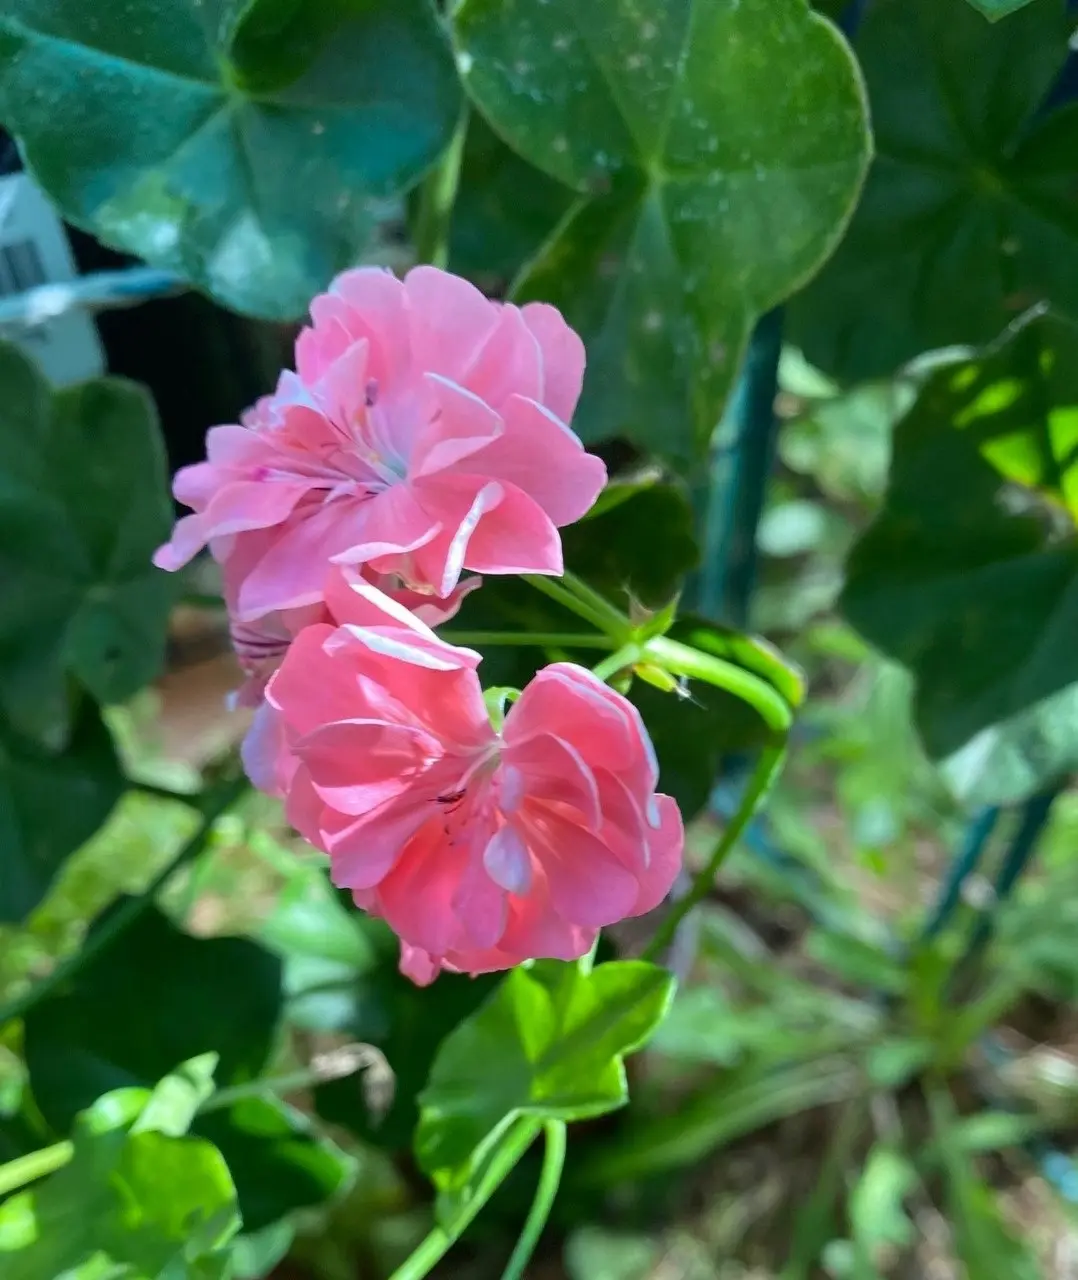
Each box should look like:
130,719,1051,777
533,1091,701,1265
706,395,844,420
3,0,1078,1277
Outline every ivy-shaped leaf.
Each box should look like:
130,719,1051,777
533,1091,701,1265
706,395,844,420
415,956,675,1214
21,903,351,1231
0,341,174,744
451,0,870,467
0,0,461,318
790,0,1078,382
0,700,125,924
964,0,1039,18
841,309,1078,806
0,1065,240,1280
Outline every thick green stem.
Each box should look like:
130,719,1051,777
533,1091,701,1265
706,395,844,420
642,635,792,734
130,779,201,806
643,744,787,961
412,108,468,268
389,1117,541,1280
0,1140,73,1198
441,631,615,651
560,570,634,639
500,1121,567,1280
591,643,642,683
0,774,250,1028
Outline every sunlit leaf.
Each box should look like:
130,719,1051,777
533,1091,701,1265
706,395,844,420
842,310,1078,806
0,1071,240,1280
791,0,1078,382
452,0,870,466
416,956,674,1216
0,0,460,318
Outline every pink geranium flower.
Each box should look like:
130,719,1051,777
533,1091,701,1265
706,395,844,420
228,560,478,710
245,578,682,983
154,266,606,619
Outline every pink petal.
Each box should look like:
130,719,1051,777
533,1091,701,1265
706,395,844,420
330,483,442,566
314,338,370,429
200,479,312,539
459,304,542,413
296,719,436,815
457,480,563,577
404,266,500,381
483,824,534,895
240,700,289,796
629,794,684,917
324,798,430,890
235,501,370,620
521,302,587,422
265,624,364,737
412,375,504,479
399,943,440,986
470,394,607,526
153,513,206,571
518,807,640,928
502,732,602,829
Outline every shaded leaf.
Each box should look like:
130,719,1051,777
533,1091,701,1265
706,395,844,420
965,0,1039,17
842,310,1078,806
849,1145,917,1275
196,1095,354,1233
448,114,575,281
0,700,125,924
0,341,173,743
0,1074,239,1279
452,0,870,466
416,957,674,1203
19,904,353,1231
0,0,461,318
25,905,282,1129
791,0,1078,382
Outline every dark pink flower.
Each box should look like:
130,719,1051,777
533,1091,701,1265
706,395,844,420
246,580,682,983
154,267,606,619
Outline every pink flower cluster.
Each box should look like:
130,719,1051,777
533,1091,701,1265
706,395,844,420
155,266,682,983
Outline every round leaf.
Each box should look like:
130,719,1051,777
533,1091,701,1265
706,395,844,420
0,0,461,318
452,0,870,466
790,0,1078,382
0,341,174,743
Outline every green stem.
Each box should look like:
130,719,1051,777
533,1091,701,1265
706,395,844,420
441,631,614,651
560,570,634,639
0,1140,73,1198
591,643,642,683
389,1117,541,1280
0,774,250,1028
642,744,787,961
500,1121,567,1280
412,107,468,268
522,574,626,638
642,635,792,734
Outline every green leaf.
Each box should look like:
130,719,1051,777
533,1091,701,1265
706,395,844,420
25,905,282,1129
805,929,907,995
448,114,575,282
964,0,1039,18
0,341,174,743
849,1145,917,1275
842,310,1078,806
931,1091,1043,1280
452,0,870,466
790,0,1077,383
196,1096,354,1233
0,700,125,924
0,1081,240,1279
19,904,354,1232
0,0,461,318
415,958,674,1206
